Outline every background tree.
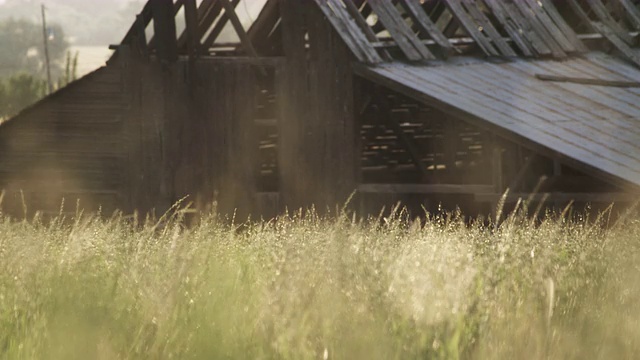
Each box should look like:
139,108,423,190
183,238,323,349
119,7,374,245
0,18,69,79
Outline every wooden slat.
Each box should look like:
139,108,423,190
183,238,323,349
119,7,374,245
177,0,216,49
538,0,588,52
368,0,435,60
358,183,495,194
313,0,375,63
615,0,640,30
566,0,597,32
220,0,260,58
184,0,200,59
510,0,567,58
522,0,577,53
397,0,452,51
535,74,640,87
342,0,377,42
482,0,534,56
585,0,635,44
245,0,280,53
461,0,517,56
342,0,393,61
202,0,240,49
592,21,640,68
501,1,553,56
325,0,384,63
444,0,500,56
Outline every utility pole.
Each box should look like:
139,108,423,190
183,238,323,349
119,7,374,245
41,4,53,94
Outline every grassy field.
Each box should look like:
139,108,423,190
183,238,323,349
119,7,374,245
0,204,639,359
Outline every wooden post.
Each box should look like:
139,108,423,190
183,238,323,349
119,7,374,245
151,0,178,63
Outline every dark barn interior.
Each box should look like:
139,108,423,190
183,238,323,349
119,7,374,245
0,0,639,219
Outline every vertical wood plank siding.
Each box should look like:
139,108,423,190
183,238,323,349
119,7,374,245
278,0,358,211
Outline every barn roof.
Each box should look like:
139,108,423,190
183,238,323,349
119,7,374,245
355,52,640,188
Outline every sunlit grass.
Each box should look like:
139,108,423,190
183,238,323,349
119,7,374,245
0,204,639,359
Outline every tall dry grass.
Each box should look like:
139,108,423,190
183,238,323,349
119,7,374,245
0,204,638,359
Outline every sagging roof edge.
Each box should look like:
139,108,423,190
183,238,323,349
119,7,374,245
0,66,110,130
352,62,640,194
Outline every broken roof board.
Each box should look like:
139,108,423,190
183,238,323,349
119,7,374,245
356,52,640,188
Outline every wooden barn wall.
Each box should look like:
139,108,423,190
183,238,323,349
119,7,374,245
0,66,127,217
278,0,358,211
123,49,260,218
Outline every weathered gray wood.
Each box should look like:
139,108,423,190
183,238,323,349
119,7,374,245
313,0,383,63
535,74,640,87
342,0,393,61
353,63,640,188
566,0,597,32
510,0,567,58
538,0,588,52
444,0,500,56
397,0,453,51
328,0,384,63
482,0,534,56
615,0,640,30
461,0,516,56
592,22,640,68
585,0,635,44
368,0,435,60
501,1,553,56
523,0,577,53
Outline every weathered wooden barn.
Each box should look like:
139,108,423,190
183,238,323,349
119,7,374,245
1,0,640,218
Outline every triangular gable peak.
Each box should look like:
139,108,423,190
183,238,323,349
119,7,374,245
111,0,640,66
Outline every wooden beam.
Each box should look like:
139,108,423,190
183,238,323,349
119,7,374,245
585,0,635,44
245,0,280,53
397,0,453,52
220,0,260,58
615,0,640,30
535,74,640,87
475,192,637,203
313,0,384,64
176,0,216,49
184,0,200,59
592,21,640,68
539,0,588,52
461,0,517,56
359,183,495,194
201,0,240,49
151,0,178,63
444,0,500,56
368,0,436,60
